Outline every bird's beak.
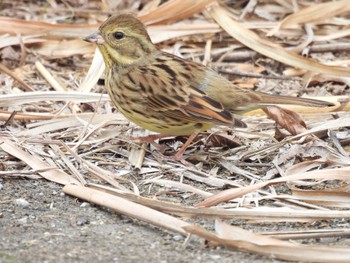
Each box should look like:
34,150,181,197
83,31,105,45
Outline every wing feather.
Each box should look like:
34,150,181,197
127,57,247,128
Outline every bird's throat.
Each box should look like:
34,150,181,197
98,44,141,69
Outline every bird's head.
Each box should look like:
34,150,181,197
84,14,156,68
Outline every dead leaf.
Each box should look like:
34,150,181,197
263,106,307,135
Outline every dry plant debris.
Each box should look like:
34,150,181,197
1,0,350,262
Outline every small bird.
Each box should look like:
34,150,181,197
84,14,333,161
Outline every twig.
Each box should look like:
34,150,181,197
260,229,350,240
0,63,33,91
3,111,17,127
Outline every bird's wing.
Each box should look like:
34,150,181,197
127,64,246,128
147,85,232,123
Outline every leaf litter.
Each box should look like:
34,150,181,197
1,0,350,262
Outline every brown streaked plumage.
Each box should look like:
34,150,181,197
84,14,333,161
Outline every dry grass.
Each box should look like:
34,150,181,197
1,0,350,262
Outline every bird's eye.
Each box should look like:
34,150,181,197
113,31,124,40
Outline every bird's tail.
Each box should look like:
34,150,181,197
257,92,334,107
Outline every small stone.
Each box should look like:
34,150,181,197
14,198,30,208
209,254,221,260
0,182,3,190
18,216,28,224
80,202,90,208
76,217,90,226
172,234,184,241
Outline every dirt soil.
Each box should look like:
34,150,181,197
2,178,350,262
0,178,271,263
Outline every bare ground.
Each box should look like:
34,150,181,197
1,179,273,263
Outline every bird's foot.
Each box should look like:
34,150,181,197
152,151,192,166
128,132,198,166
174,152,193,166
153,132,199,166
128,134,171,153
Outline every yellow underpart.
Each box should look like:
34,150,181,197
121,109,214,135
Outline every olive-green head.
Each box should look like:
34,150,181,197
84,14,156,68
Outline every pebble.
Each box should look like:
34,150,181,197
209,254,221,260
0,182,3,190
76,217,90,226
14,198,30,208
18,216,28,224
80,202,90,208
172,234,184,241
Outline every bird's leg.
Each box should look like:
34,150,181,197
128,133,170,143
128,133,172,153
174,132,199,162
129,132,199,165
